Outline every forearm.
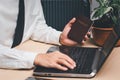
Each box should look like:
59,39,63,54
0,44,37,69
31,24,62,45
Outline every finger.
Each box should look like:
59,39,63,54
57,59,75,69
59,52,76,67
87,31,91,35
87,32,91,38
66,18,76,27
69,17,76,24
61,39,77,46
82,33,91,43
54,63,68,71
85,35,89,40
81,40,85,44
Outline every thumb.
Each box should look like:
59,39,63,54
66,18,76,27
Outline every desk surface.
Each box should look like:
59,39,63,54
0,40,120,80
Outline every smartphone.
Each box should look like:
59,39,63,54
68,15,92,43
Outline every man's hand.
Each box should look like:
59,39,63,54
34,51,76,71
59,18,90,46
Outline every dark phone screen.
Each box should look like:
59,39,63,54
68,15,92,43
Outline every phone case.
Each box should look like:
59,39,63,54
68,15,92,43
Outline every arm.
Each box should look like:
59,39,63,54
30,1,61,45
0,44,76,70
0,44,37,69
30,1,89,46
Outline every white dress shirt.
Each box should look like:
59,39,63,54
0,0,61,69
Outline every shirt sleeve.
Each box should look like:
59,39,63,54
30,1,62,45
0,44,38,69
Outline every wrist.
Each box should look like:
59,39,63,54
59,33,64,45
34,54,40,65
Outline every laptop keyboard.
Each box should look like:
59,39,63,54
35,46,98,74
59,46,98,74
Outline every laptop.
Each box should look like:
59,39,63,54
33,29,119,78
33,20,120,78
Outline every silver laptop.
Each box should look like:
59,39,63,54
33,22,120,78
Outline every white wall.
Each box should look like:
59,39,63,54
90,0,99,12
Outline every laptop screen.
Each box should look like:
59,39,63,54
101,31,119,57
101,15,120,56
96,30,119,71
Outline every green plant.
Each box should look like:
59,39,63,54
91,0,120,25
90,0,120,46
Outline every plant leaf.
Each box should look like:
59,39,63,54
91,7,113,21
96,0,109,6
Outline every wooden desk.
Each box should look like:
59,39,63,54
0,40,120,80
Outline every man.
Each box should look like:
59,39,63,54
0,0,89,71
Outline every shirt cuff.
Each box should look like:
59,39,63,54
23,51,38,69
55,31,62,45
